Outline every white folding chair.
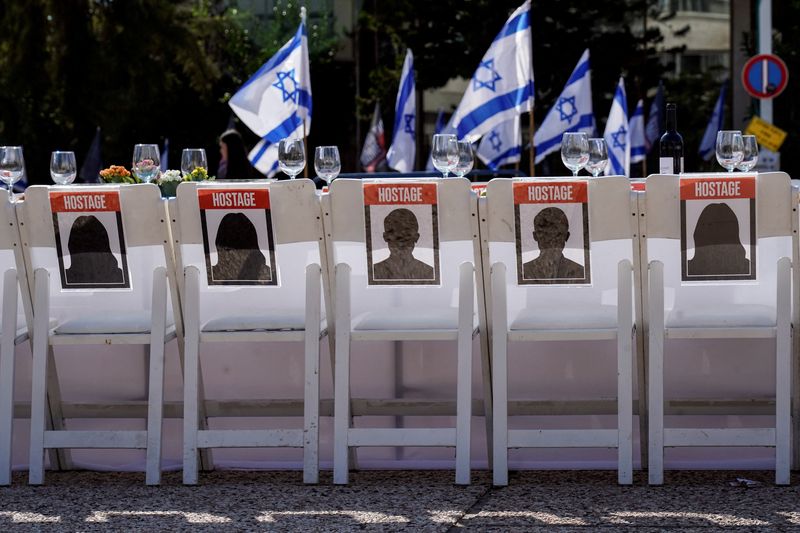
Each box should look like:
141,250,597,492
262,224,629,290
177,180,325,485
486,176,635,486
646,172,792,485
21,184,174,485
330,177,479,485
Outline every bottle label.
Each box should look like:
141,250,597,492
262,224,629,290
659,157,684,174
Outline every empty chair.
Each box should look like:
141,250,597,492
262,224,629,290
486,176,635,486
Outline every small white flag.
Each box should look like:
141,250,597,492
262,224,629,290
477,116,521,169
387,49,416,173
603,77,629,176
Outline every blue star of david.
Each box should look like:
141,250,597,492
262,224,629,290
473,58,502,92
273,69,299,103
403,114,415,135
611,125,627,151
556,96,578,124
488,130,502,153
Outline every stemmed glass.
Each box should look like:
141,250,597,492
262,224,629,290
132,144,161,183
278,138,306,179
314,146,341,186
561,132,589,176
585,138,608,177
431,134,458,178
715,130,744,172
181,148,208,176
452,140,474,179
0,146,25,202
50,151,77,185
738,135,759,172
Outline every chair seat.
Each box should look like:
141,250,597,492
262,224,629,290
666,304,775,329
353,307,477,331
55,312,173,335
510,305,618,331
202,312,326,333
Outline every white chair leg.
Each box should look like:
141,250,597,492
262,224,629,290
333,264,351,485
0,269,18,485
616,260,633,485
28,269,50,485
491,263,509,486
455,263,474,485
303,264,321,485
775,257,791,485
182,266,201,485
647,261,665,485
145,267,167,486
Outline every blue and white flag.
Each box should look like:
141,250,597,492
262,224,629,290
387,49,416,173
629,99,646,164
645,80,664,152
160,138,169,172
603,77,629,176
450,0,533,142
425,108,448,171
532,49,593,164
229,8,312,177
477,116,521,169
698,80,728,161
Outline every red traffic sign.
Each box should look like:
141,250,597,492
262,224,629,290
742,54,788,99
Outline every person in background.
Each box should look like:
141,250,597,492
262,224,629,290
217,129,258,180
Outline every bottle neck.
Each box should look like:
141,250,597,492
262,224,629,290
666,107,677,133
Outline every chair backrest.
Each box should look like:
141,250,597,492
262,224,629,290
645,172,792,312
21,184,172,323
0,200,29,327
175,179,322,325
329,177,475,314
485,176,634,320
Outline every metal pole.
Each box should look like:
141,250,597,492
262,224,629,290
758,0,773,123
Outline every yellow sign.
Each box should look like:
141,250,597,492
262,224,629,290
745,116,787,152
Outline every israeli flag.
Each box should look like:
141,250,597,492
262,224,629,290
532,49,594,164
698,80,728,161
229,10,312,177
629,99,646,164
477,116,521,169
603,77,629,176
387,49,416,173
645,80,664,152
450,0,533,142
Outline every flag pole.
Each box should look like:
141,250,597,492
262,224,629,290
301,6,309,179
528,111,535,176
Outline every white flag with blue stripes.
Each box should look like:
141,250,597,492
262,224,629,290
477,116,521,169
532,49,593,164
450,0,533,142
229,12,312,177
387,49,416,173
629,99,646,164
698,81,728,161
603,77,629,176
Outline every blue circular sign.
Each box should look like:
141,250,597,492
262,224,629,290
742,54,788,99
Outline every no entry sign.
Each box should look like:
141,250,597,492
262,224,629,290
742,54,788,99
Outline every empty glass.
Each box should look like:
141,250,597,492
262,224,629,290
561,132,589,176
314,145,341,185
431,134,458,178
585,138,608,177
738,135,759,172
50,151,77,185
181,148,208,176
132,143,161,183
715,130,744,172
278,138,306,179
0,146,24,201
452,140,474,178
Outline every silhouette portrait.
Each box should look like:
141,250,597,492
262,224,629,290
522,207,585,281
210,212,272,282
373,208,435,281
63,215,124,286
687,202,751,277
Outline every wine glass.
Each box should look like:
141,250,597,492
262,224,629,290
585,138,608,177
431,134,458,178
715,130,744,172
181,148,208,176
314,146,341,185
50,151,77,185
132,144,161,183
0,146,24,202
738,135,759,172
278,138,305,179
452,140,474,179
561,132,589,176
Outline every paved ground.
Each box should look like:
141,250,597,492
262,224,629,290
1,470,799,531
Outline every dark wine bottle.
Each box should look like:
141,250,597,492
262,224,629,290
659,102,684,174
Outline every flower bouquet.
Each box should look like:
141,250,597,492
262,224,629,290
99,165,140,184
155,167,215,197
